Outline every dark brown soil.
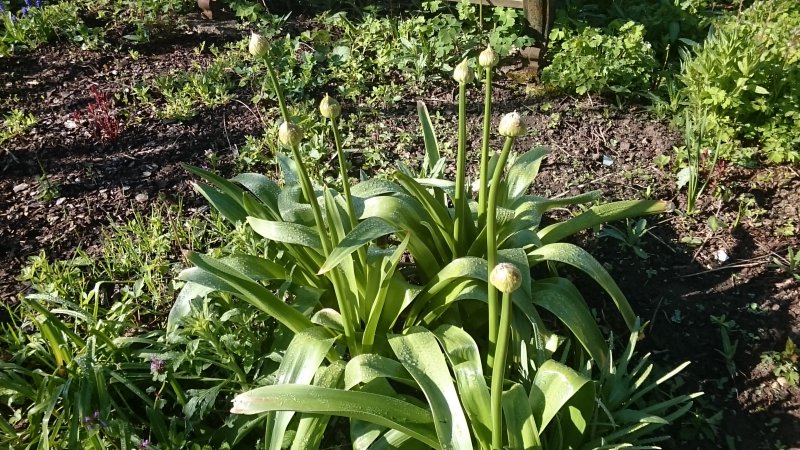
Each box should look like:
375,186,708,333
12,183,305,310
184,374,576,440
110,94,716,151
1,13,799,449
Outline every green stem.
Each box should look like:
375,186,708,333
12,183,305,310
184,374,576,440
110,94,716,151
331,116,366,270
477,68,493,228
486,136,515,369
453,82,468,253
490,291,513,450
262,52,290,123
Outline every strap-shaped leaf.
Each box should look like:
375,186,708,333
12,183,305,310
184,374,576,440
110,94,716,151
232,172,281,216
231,385,439,448
185,252,312,333
351,178,403,199
248,217,323,251
268,328,336,450
528,243,636,330
394,171,455,254
389,327,473,450
291,361,346,450
278,184,315,224
167,280,215,333
319,217,400,274
529,360,595,438
531,277,609,370
502,384,542,450
505,147,549,200
538,200,671,245
434,325,492,446
344,354,415,390
193,181,248,224
417,101,441,176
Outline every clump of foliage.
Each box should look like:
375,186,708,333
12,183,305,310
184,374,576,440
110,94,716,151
542,19,656,95
0,107,37,145
168,32,694,448
678,0,800,164
0,0,102,55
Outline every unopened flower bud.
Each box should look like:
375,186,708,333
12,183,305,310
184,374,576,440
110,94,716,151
478,45,499,68
278,121,303,147
498,111,526,137
453,59,474,84
249,32,269,58
319,94,341,119
490,263,522,294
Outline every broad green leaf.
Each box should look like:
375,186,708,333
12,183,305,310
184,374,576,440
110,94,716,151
319,217,400,274
344,354,414,390
363,234,411,351
389,327,473,450
231,385,439,448
278,184,315,224
193,181,247,224
529,360,594,439
184,164,246,201
505,147,549,200
291,360,346,450
268,328,336,450
185,252,313,333
248,217,323,252
531,277,609,370
417,101,441,175
538,200,671,245
528,243,636,330
433,325,492,446
232,172,281,217
502,384,542,450
394,171,455,255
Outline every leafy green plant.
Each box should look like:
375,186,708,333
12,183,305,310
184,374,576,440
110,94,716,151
677,0,800,164
771,246,800,281
675,110,722,215
542,19,656,96
598,218,651,259
761,338,800,386
0,107,37,146
0,1,102,56
171,31,689,448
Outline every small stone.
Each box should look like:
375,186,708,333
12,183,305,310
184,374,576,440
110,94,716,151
55,197,66,205
142,171,151,177
715,249,729,262
13,183,29,193
777,376,789,388
602,155,614,166
135,193,149,203
64,120,78,130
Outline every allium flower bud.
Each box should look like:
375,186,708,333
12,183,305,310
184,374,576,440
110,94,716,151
278,121,303,147
478,44,499,68
498,111,526,137
490,263,522,294
319,94,341,119
453,59,474,84
248,32,269,58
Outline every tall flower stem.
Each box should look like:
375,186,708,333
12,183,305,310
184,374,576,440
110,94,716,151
477,66,493,227
490,290,513,449
453,82,468,252
486,136,515,369
262,49,359,354
329,117,366,269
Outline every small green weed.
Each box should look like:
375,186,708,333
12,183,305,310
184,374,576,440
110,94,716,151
771,247,800,281
0,108,37,146
761,338,800,386
598,218,651,259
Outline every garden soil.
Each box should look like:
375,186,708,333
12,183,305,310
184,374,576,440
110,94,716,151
1,15,799,449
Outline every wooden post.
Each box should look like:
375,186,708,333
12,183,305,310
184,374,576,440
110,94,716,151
447,0,554,41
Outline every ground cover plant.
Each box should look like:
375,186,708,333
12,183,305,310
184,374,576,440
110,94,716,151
1,0,800,448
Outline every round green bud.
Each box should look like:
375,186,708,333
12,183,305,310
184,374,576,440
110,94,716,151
478,44,499,68
248,32,269,58
453,59,474,84
498,111,526,137
489,263,522,294
278,121,303,148
319,94,341,119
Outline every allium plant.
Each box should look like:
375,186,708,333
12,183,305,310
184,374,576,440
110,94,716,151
173,31,693,449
